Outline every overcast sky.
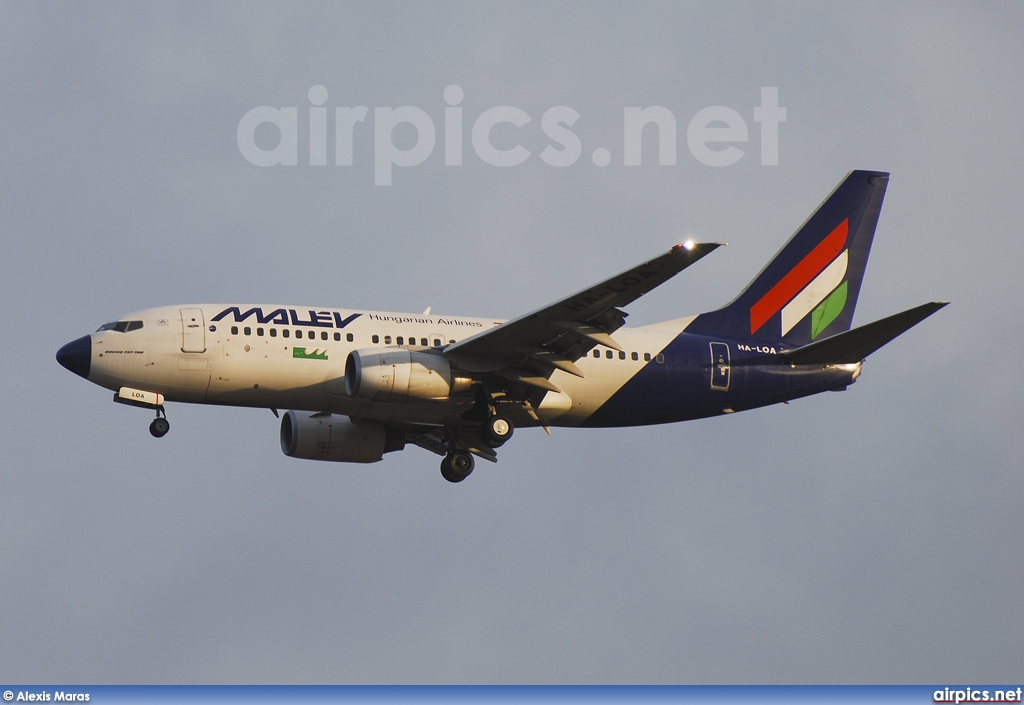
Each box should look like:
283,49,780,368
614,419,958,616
2,0,1022,684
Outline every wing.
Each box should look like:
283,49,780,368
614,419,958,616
444,242,721,393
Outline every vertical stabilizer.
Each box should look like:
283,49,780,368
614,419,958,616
687,170,889,346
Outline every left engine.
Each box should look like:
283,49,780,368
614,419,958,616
279,410,405,463
345,348,473,402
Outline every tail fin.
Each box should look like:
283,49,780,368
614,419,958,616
687,170,890,346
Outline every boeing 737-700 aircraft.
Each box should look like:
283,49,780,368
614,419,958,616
57,171,945,482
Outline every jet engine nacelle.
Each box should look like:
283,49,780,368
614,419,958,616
345,348,472,402
280,410,405,463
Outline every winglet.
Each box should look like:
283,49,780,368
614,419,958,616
782,301,948,365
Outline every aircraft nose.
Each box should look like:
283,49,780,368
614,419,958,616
57,335,92,379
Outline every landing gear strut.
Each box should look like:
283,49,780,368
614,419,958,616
440,449,475,483
149,406,169,438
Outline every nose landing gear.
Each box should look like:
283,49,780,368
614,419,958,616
112,388,170,438
149,406,170,438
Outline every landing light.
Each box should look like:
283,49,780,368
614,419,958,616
682,240,695,251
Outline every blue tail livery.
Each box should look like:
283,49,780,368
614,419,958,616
57,171,946,482
686,170,890,346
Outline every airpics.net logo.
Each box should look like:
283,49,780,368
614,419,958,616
237,85,786,185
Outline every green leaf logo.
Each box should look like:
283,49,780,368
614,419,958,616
293,347,328,361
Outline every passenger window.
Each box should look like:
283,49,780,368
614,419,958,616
243,327,251,336
619,351,626,360
257,327,264,336
333,332,341,341
347,333,354,342
656,353,665,364
606,350,613,359
593,350,600,358
644,352,651,361
631,352,638,361
372,334,380,344
321,331,328,341
231,326,238,335
295,330,302,339
270,328,277,338
433,338,441,347
397,336,404,346
283,329,290,338
384,336,392,345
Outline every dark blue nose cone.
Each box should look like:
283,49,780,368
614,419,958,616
57,335,92,379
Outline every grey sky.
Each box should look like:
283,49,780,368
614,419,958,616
1,0,1022,683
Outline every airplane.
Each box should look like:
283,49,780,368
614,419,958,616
57,170,946,483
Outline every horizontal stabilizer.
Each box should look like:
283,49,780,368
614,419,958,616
783,302,948,365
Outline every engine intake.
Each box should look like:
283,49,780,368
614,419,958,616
280,410,404,463
345,348,472,402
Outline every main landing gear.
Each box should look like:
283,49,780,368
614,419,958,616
440,449,475,483
482,414,514,448
439,413,516,484
149,406,170,438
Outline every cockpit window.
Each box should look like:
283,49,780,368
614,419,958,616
96,320,144,333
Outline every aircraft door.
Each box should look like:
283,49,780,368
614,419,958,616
710,342,730,391
180,308,206,353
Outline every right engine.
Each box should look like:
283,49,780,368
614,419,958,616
280,410,405,463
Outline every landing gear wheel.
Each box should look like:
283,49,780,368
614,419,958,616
440,450,475,483
149,417,170,438
482,414,514,448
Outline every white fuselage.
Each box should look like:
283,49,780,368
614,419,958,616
87,304,690,428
